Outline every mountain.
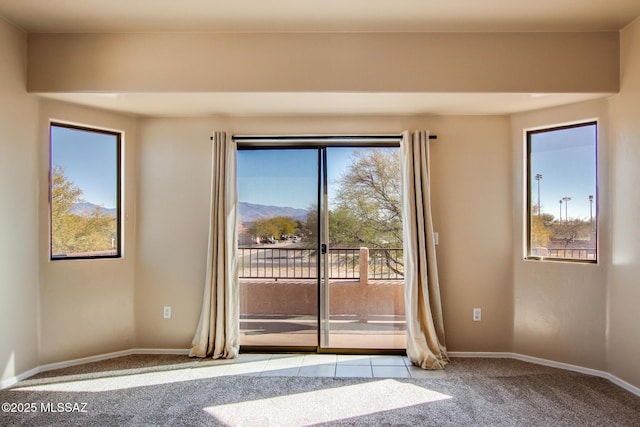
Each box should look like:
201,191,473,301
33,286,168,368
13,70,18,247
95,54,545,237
238,202,309,222
71,202,117,217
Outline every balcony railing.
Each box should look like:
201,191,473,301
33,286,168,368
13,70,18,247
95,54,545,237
238,247,403,280
547,248,597,260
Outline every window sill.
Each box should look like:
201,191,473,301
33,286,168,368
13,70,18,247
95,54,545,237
524,256,597,265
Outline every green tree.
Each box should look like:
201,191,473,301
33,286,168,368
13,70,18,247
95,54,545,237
51,166,116,256
332,149,402,248
248,218,279,240
328,207,363,246
248,216,298,241
530,208,555,248
271,216,298,238
329,149,404,276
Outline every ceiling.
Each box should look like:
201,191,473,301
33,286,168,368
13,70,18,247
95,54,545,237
2,0,639,33
2,1,636,116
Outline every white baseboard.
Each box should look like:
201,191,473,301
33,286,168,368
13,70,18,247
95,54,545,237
3,349,639,398
1,366,41,390
448,351,640,397
0,348,189,390
125,348,190,356
448,351,511,359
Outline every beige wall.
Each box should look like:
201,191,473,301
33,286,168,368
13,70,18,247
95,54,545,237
608,16,640,388
430,116,514,352
37,99,138,364
27,32,619,93
134,119,212,348
135,115,514,352
511,99,611,371
0,18,40,384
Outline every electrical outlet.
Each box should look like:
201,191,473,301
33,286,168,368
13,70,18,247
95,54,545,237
163,306,172,319
473,308,481,321
433,232,439,245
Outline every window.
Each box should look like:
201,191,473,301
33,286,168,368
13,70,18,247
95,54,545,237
50,123,121,259
526,122,597,262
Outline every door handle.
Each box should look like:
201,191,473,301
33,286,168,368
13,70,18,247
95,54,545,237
321,243,327,254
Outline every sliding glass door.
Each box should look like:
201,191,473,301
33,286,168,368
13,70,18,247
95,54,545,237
321,147,406,349
237,144,406,351
237,148,319,348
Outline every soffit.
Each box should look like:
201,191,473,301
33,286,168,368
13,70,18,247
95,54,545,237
36,92,611,117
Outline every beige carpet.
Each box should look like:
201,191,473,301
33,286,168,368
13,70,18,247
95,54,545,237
1,355,639,426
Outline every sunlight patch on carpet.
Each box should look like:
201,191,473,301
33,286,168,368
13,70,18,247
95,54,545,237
11,356,346,392
11,364,230,392
204,379,451,426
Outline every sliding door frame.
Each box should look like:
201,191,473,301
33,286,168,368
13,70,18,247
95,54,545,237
237,135,405,355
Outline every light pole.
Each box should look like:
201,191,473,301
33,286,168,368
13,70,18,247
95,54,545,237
589,195,594,224
559,199,563,222
562,196,572,223
535,174,543,216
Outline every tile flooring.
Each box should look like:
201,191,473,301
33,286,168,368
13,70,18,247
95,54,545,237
195,353,448,379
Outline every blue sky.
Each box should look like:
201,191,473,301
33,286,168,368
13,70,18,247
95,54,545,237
237,149,319,210
529,124,597,221
51,125,118,208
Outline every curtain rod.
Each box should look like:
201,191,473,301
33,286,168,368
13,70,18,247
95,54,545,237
220,134,437,143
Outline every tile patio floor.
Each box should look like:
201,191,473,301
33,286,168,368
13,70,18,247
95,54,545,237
195,353,447,379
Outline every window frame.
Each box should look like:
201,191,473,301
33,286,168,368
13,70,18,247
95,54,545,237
525,120,598,264
49,121,123,261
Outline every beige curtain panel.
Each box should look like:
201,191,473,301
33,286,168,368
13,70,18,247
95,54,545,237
189,131,240,359
400,130,449,369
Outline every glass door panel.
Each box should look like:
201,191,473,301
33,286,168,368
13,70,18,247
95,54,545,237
321,147,406,349
237,144,406,351
237,148,319,347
